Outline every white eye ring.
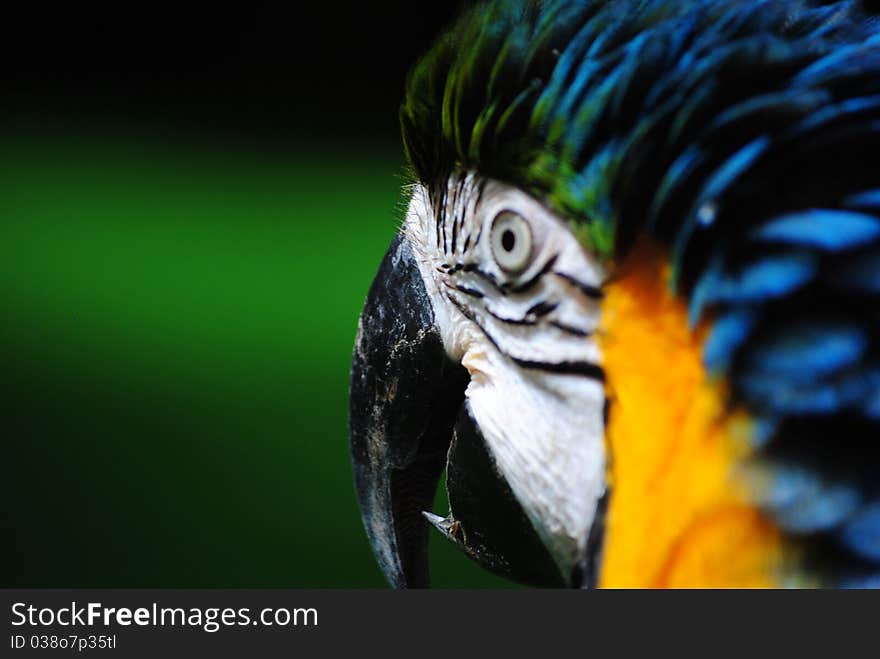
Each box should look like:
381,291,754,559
490,210,533,273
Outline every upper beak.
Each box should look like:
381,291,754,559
348,231,468,588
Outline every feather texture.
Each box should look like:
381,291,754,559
401,0,880,585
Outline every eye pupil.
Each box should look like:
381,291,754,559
501,229,516,252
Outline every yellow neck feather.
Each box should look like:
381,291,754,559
597,241,782,588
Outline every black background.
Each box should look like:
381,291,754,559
0,5,463,145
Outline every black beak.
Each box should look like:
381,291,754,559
350,230,573,588
349,231,468,588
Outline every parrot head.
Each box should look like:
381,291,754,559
350,0,880,588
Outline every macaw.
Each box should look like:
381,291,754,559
349,0,880,587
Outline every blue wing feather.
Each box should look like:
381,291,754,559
711,253,817,303
745,323,868,381
844,189,880,210
760,465,863,533
752,210,880,251
703,308,759,373
839,501,880,561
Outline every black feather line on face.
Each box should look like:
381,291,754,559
502,254,559,294
510,357,605,381
553,271,604,299
550,320,592,337
445,292,604,383
444,281,485,299
526,300,559,317
483,306,537,326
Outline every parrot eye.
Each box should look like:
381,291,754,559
490,210,533,274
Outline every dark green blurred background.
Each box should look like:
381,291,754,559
3,5,511,587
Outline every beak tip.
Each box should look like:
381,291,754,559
422,511,454,538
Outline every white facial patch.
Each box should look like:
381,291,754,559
403,174,608,578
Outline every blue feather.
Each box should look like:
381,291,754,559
841,574,880,589
698,135,770,202
708,252,817,303
843,189,880,210
687,250,724,326
749,416,779,448
791,34,880,87
800,1,861,40
746,323,868,381
789,95,880,136
648,144,705,227
531,18,594,129
839,501,880,562
667,79,719,147
740,368,880,416
399,0,880,586
867,390,880,420
702,307,758,373
671,137,771,268
548,58,603,134
705,89,831,136
761,465,862,533
752,209,880,251
831,250,880,294
563,40,651,157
